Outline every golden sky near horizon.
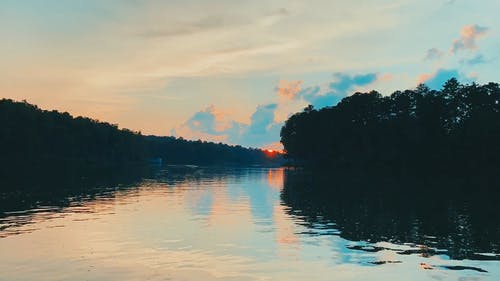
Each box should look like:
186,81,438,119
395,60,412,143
1,0,499,148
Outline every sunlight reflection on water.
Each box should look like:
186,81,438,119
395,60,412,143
0,166,498,281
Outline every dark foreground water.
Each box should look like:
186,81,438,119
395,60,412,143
0,166,498,281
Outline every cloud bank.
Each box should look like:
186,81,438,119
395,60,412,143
416,24,492,91
174,103,282,149
293,73,378,108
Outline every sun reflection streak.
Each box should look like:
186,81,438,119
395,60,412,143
267,168,284,190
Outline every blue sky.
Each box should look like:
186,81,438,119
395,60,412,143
1,0,499,149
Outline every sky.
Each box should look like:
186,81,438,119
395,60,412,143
1,0,499,149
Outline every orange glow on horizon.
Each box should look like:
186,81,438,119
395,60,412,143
263,149,283,158
262,148,284,156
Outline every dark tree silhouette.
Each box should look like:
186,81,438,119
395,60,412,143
0,99,282,190
0,99,148,166
280,79,500,177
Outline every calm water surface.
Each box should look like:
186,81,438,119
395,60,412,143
0,166,498,281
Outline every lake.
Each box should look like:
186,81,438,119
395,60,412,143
0,166,499,280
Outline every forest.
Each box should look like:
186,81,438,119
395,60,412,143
0,98,281,184
280,79,500,176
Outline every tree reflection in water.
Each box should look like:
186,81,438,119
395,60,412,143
281,168,500,261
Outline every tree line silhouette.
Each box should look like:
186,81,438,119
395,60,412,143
0,99,281,186
146,135,278,165
280,79,500,176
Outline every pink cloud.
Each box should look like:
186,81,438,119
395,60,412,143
451,25,488,54
277,80,303,99
417,73,433,85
